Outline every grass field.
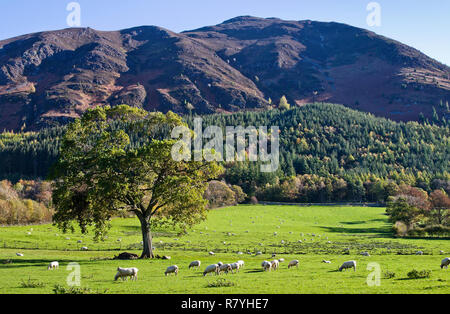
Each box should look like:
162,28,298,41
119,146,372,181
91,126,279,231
0,205,449,294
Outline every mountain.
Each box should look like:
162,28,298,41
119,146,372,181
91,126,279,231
0,16,449,130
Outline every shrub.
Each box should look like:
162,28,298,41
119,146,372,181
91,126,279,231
407,269,431,279
20,278,46,288
53,284,108,294
206,278,236,288
383,270,396,279
204,181,237,209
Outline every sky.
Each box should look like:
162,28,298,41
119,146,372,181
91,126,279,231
0,0,449,65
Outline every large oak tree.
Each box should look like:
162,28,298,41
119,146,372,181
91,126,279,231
51,105,222,258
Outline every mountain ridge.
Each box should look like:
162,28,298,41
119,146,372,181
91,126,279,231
0,16,449,130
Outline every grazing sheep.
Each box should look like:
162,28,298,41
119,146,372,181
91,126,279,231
230,262,240,273
47,261,59,270
209,251,215,256
441,257,450,269
255,252,262,256
339,261,357,272
81,247,88,251
217,262,223,267
361,252,370,257
322,260,332,264
115,267,139,281
270,260,280,271
416,251,424,255
439,250,445,255
16,253,24,257
262,261,272,271
237,260,245,268
219,263,232,275
203,264,219,276
288,260,299,269
278,258,285,263
165,265,179,276
189,260,201,270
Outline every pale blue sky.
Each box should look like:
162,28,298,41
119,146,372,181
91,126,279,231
1,0,449,65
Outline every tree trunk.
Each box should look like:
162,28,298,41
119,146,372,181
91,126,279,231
139,216,154,259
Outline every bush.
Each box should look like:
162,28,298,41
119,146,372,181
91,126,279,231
407,269,431,279
20,278,46,288
204,181,237,209
53,284,108,294
383,270,396,279
206,278,236,288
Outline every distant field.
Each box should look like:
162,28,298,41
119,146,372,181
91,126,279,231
0,205,449,294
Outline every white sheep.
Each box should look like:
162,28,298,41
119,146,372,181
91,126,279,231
288,260,299,269
261,261,272,271
440,257,450,269
270,260,280,271
189,260,201,270
16,253,24,257
81,246,88,251
209,251,215,256
322,260,332,264
219,263,232,275
278,258,285,263
339,260,356,272
115,267,139,281
237,260,245,268
47,261,59,270
203,264,219,276
165,265,179,276
230,262,240,273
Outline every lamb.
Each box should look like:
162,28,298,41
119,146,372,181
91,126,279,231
288,260,299,269
219,263,233,274
165,265,179,276
114,267,139,281
261,261,272,271
189,260,201,270
203,264,219,276
47,261,59,270
441,257,450,269
339,260,357,272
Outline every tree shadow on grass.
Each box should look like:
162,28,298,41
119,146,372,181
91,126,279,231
318,225,393,238
0,258,113,269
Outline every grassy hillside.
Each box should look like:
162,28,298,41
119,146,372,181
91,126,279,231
1,205,449,294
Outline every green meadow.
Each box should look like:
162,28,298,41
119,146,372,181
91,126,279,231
0,205,449,294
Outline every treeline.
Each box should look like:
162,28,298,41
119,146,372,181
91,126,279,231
0,180,53,225
386,185,449,237
0,103,449,203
